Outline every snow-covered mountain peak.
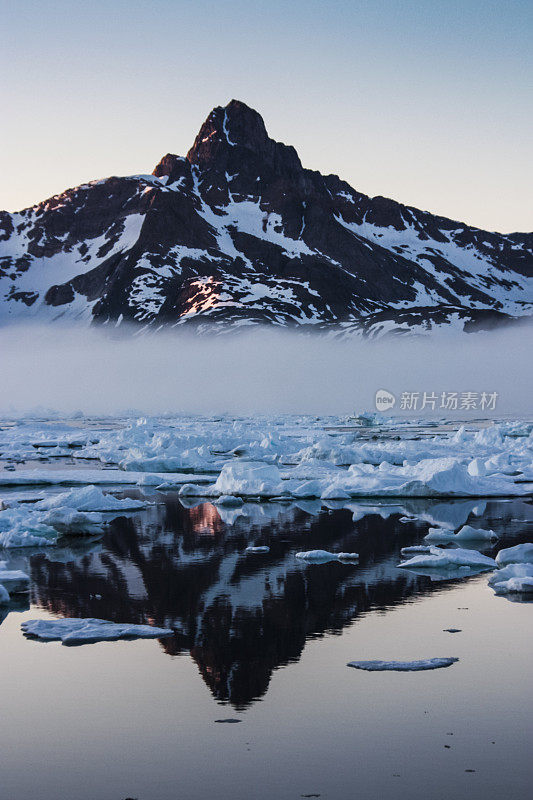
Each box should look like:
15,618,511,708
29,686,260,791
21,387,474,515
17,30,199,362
0,101,531,334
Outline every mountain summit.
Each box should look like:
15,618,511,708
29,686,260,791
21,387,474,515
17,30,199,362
187,99,302,174
0,100,531,334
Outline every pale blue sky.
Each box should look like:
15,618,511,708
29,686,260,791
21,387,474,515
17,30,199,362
2,0,531,231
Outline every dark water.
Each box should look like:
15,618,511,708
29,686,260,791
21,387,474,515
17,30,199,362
1,494,532,799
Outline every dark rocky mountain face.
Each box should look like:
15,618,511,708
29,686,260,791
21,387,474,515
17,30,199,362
1,99,531,335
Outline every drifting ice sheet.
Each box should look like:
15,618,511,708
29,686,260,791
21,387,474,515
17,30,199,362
495,543,533,567
398,546,496,571
488,562,533,594
295,549,359,563
21,617,173,645
347,657,459,671
0,568,30,593
35,485,146,512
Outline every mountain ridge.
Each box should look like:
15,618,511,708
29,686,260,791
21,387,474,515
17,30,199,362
1,99,531,335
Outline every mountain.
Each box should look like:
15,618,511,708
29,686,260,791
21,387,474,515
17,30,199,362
1,99,531,335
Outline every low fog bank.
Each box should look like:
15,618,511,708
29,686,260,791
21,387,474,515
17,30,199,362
0,324,531,417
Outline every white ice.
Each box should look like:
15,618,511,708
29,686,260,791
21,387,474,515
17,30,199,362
488,563,533,594
295,550,359,563
21,617,173,645
398,546,496,571
347,657,459,671
0,568,30,594
495,543,533,567
35,485,146,512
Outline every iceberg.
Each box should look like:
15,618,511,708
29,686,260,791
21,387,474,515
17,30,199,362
21,617,173,645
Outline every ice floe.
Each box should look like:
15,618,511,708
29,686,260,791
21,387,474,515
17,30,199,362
424,524,497,544
0,468,205,487
347,657,459,671
488,563,533,594
495,543,533,567
295,549,359,563
213,461,283,497
21,617,173,645
34,485,146,512
2,416,533,502
398,546,496,572
216,495,244,507
245,546,270,554
0,487,138,548
0,568,30,594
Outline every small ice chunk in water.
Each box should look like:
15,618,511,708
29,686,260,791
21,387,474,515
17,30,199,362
216,495,244,507
245,545,270,553
347,657,459,671
21,617,173,645
295,550,359,563
495,543,533,567
400,545,431,555
0,583,10,604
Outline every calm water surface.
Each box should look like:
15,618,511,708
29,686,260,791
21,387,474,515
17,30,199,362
1,492,532,800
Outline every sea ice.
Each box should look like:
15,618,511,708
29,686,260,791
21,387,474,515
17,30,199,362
424,527,456,543
488,563,533,594
213,461,283,497
400,545,431,555
0,568,30,594
424,525,497,543
21,617,173,645
347,657,459,671
398,546,496,571
0,502,104,548
295,550,359,563
245,545,270,553
495,543,533,567
454,524,498,541
35,485,146,512
0,583,10,604
216,495,244,506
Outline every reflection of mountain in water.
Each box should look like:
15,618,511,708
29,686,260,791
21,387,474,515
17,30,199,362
20,496,532,708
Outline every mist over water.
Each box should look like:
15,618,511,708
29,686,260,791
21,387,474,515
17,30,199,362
0,324,531,416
